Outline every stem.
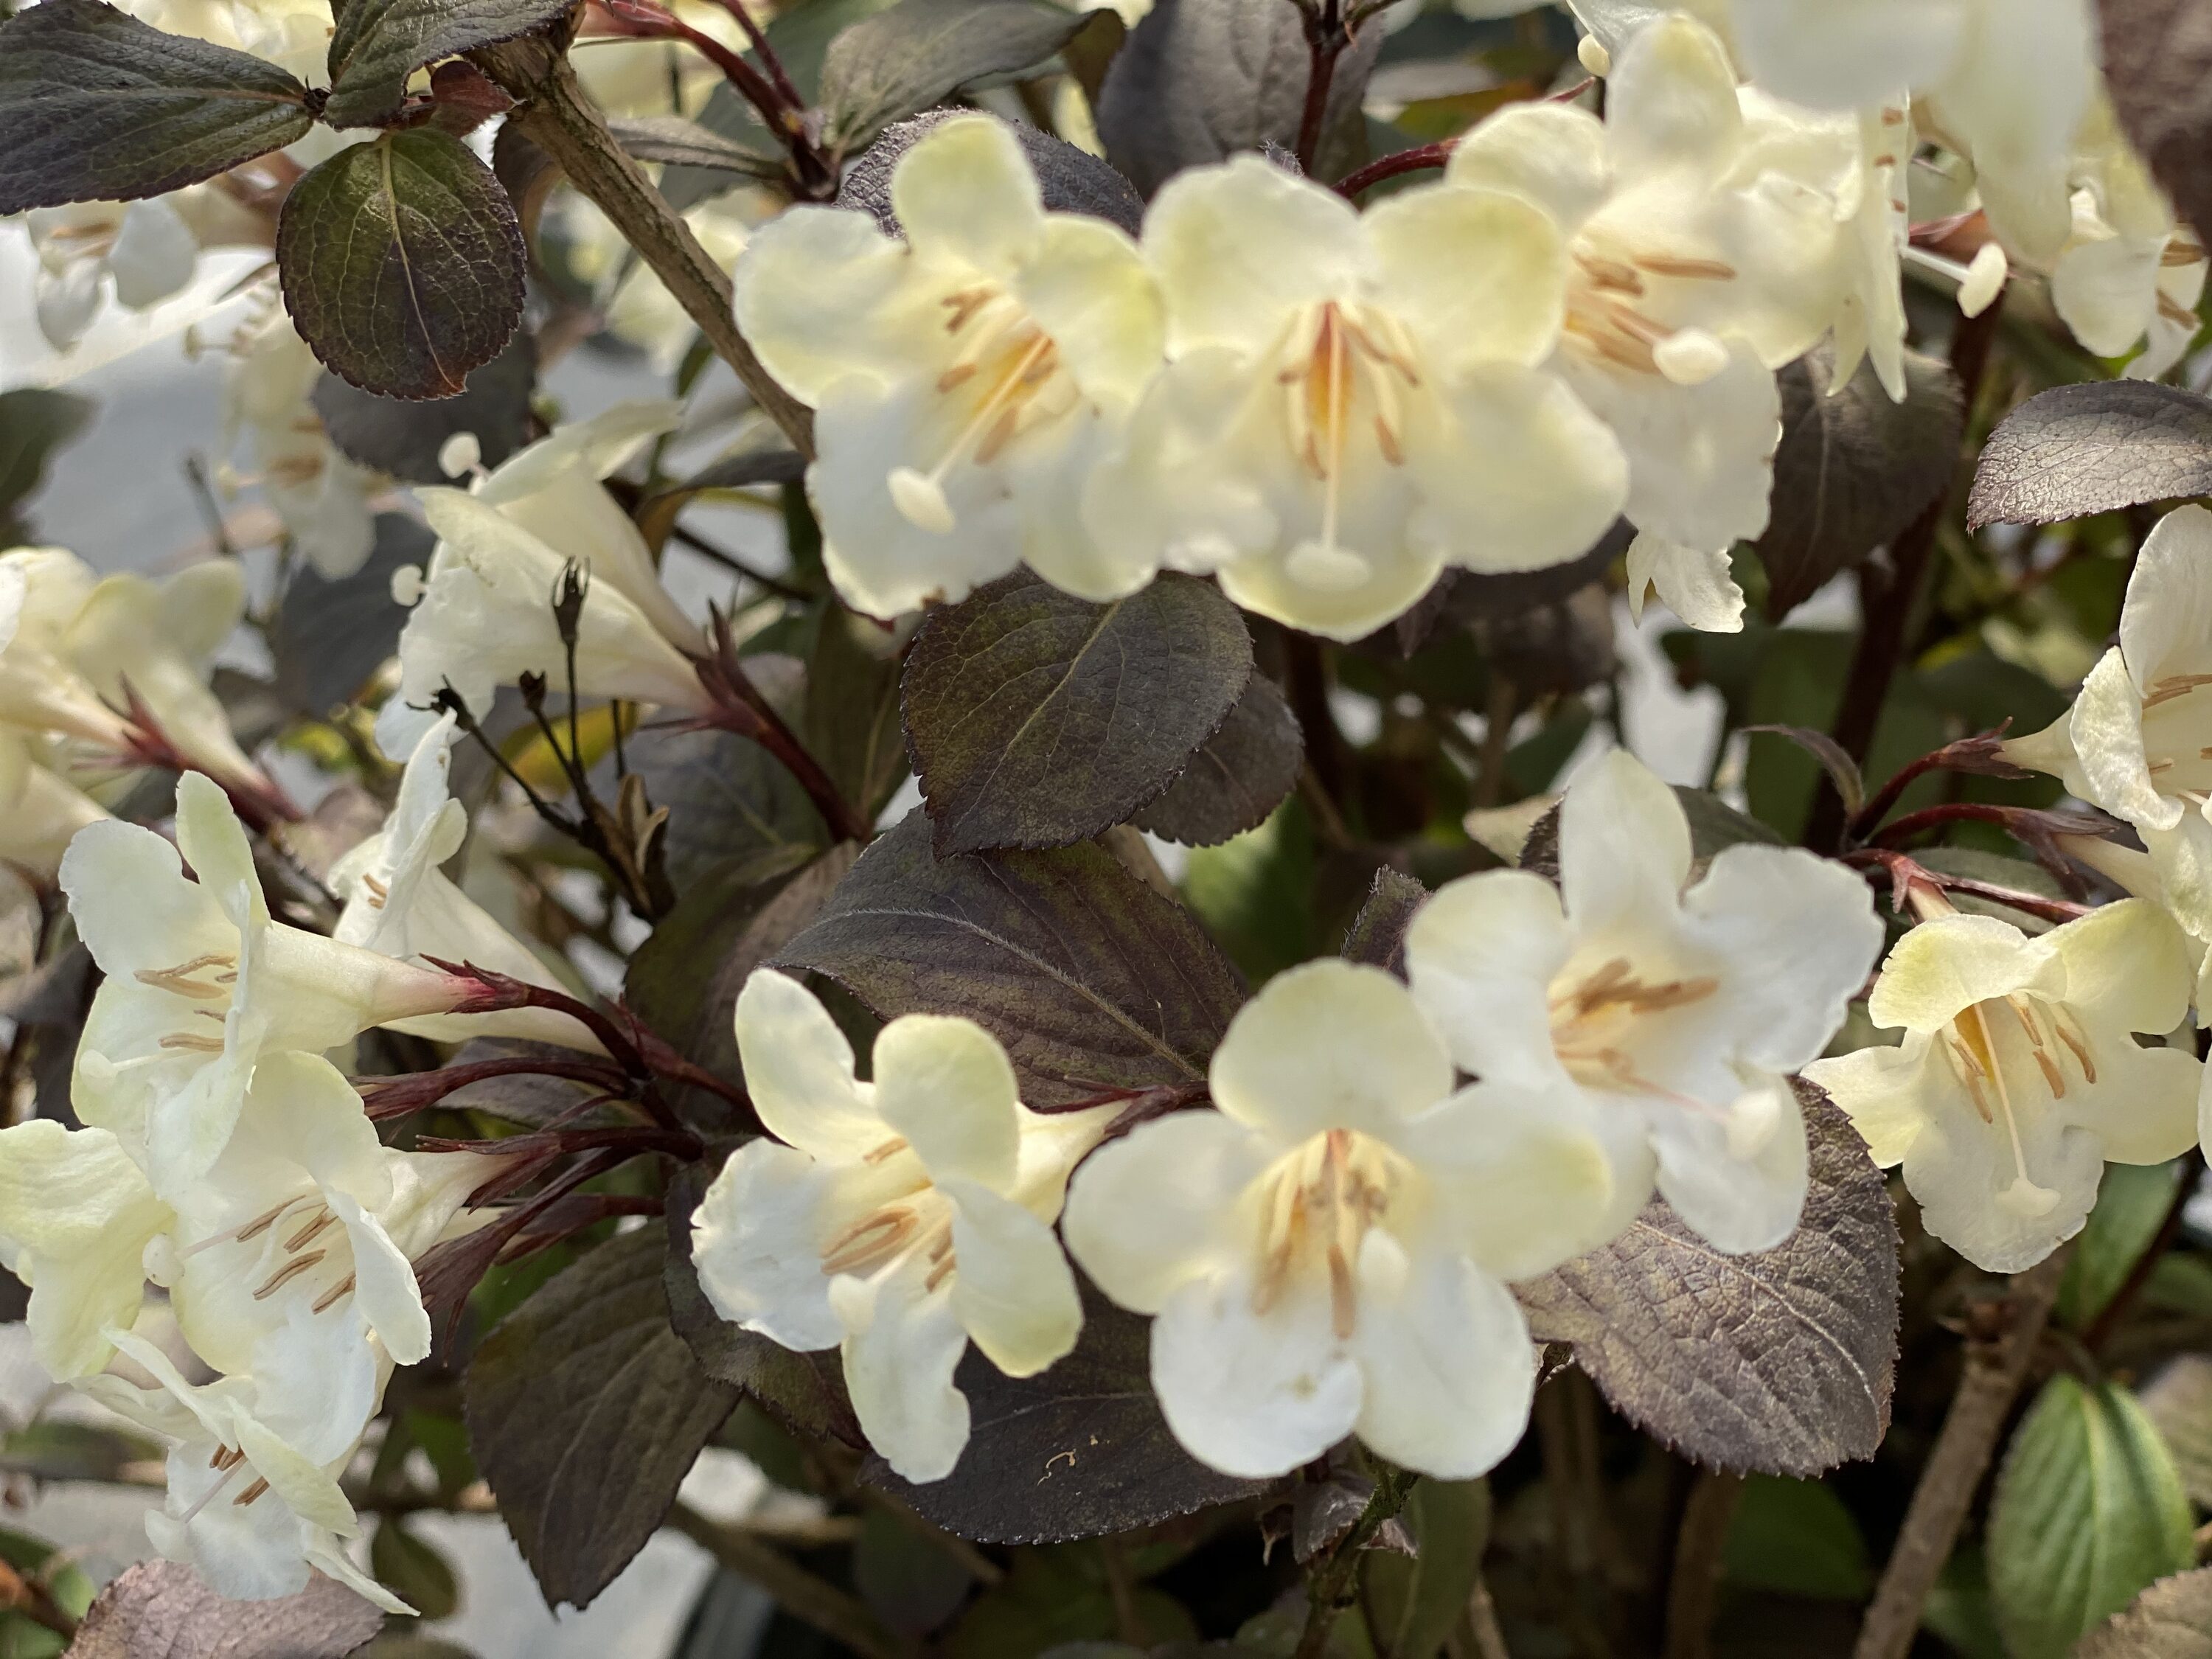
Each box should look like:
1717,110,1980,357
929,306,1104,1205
669,1503,911,1659
358,1054,636,1120
1809,296,2006,852
695,613,871,842
1293,1470,1411,1659
1662,1470,1743,1659
473,38,816,455
1846,728,2028,845
706,0,804,112
1292,1,1349,174
1852,1247,2073,1659
1335,141,1454,199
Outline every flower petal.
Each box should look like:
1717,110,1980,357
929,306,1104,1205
2045,897,2194,1038
1208,959,1453,1141
1014,215,1165,407
1864,914,2056,1033
1404,869,1573,1086
0,1121,167,1379
1644,1069,1811,1253
833,1265,973,1484
1349,1243,1535,1479
1572,344,1779,555
1605,13,1745,180
692,1138,844,1353
733,969,886,1162
891,114,1047,276
1803,1037,1935,1168
1624,533,1745,634
1062,1109,1270,1314
1557,748,1693,942
1445,101,1613,228
732,206,926,405
943,1177,1082,1377
873,1015,1022,1192
1366,183,1566,373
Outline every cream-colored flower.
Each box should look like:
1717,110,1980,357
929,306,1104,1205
1448,17,1851,633
1064,959,1614,1481
1405,749,1885,1252
0,729,109,885
61,773,473,1194
378,403,712,757
222,308,379,580
734,114,1167,616
25,198,199,352
1804,900,2199,1271
0,550,139,751
1083,153,1627,642
692,970,1112,1484
2007,507,2212,948
2048,100,2207,378
83,1322,403,1613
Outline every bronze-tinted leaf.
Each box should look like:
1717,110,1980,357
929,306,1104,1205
839,110,1147,236
1515,1089,1899,1477
1337,866,1427,976
2079,1567,2212,1658
1967,380,2212,530
312,328,538,484
325,0,577,128
2098,0,2212,246
1133,672,1303,848
67,1559,382,1658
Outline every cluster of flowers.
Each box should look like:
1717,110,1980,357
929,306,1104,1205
692,751,1886,1483
734,0,2202,644
0,720,601,1610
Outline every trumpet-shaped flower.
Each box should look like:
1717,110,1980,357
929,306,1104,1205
377,404,712,757
692,970,1113,1484
1063,959,1615,1481
1803,901,2200,1270
1083,154,1627,642
1447,18,1849,631
84,1321,403,1613
333,714,600,1050
0,551,139,751
0,1119,173,1380
221,309,378,580
62,772,472,1193
2048,102,2207,378
1404,749,1885,1252
26,198,199,352
0,730,109,884
734,114,1167,616
2007,507,2212,938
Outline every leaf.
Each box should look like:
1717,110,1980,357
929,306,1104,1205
0,389,92,546
608,114,782,180
1358,1479,1490,1659
277,128,527,400
1338,866,1427,977
1966,380,2212,531
1741,724,1866,819
867,1280,1267,1543
1988,1374,2195,1659
807,605,909,824
1515,1088,1899,1477
854,1508,975,1635
840,110,1146,237
66,1559,383,1659
2098,0,2212,248
0,1419,161,1484
774,809,1248,1106
2079,1567,2212,1659
464,1227,738,1612
954,1549,1194,1655
621,720,827,896
1094,0,1383,195
313,328,538,484
1722,1475,1871,1600
324,0,577,129
818,0,1096,149
2140,1357,2212,1512
2059,1160,2187,1332
1757,344,1964,620
1131,672,1303,848
369,1520,460,1622
272,512,433,716
903,568,1253,857
1182,800,1317,986
0,0,313,215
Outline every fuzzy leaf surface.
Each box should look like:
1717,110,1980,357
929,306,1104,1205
2079,1567,2212,1659
1967,380,2212,529
818,0,1096,148
2099,0,2212,246
1132,672,1302,848
67,1559,382,1658
325,0,577,128
904,569,1252,856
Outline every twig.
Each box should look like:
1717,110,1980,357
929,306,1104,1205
1663,1470,1743,1659
669,522,811,601
695,610,872,842
1476,672,1518,810
704,0,804,112
1294,1468,1412,1659
473,37,816,454
1291,0,1351,174
1809,296,2006,852
1852,1247,2073,1659
669,1503,911,1659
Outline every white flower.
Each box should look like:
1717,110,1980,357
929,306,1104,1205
0,551,139,751
222,309,379,580
0,1119,173,1380
1803,900,2200,1271
2048,100,2207,378
2006,507,2212,948
25,199,199,352
734,114,1168,616
0,729,109,885
333,713,602,1050
692,970,1111,1484
61,772,473,1194
1063,959,1615,1481
1405,749,1885,1252
1447,17,1851,633
378,403,711,757
1082,153,1628,643
83,1322,403,1613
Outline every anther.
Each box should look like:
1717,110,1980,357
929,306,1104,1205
254,1251,327,1300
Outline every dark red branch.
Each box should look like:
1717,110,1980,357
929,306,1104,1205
694,611,872,844
1846,726,2031,845
358,1054,634,1121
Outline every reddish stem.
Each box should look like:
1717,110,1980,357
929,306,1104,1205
1842,849,2093,928
705,0,804,114
1293,1,1349,174
358,1054,634,1121
1846,725,2028,845
1335,142,1455,199
695,613,872,843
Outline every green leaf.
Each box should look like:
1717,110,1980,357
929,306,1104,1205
312,327,538,484
1990,1375,2195,1659
854,1509,975,1635
1721,1475,1871,1600
1359,1479,1490,1659
325,0,577,128
2140,1356,2212,1512
2060,1160,2187,1332
1338,866,1427,976
1968,381,2212,532
1132,672,1304,849
0,1419,160,1484
952,1548,1194,1656
0,389,92,546
2076,1565,2212,1658
369,1520,460,1622
0,0,313,214
903,569,1253,857
1183,801,1318,986
1094,0,1382,193
818,0,1096,149
622,717,828,897
272,512,432,717
775,808,1248,1106
1756,343,1963,621
464,1228,738,1611
1517,1088,1899,1477
277,128,526,400
66,1559,382,1658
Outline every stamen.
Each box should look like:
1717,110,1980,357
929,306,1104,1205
312,1273,355,1315
233,1200,293,1244
863,1137,910,1166
283,1208,337,1253
1632,253,1739,280
254,1251,327,1300
2141,673,2212,709
233,1478,270,1508
158,1033,226,1054
820,1208,917,1276
362,874,389,911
